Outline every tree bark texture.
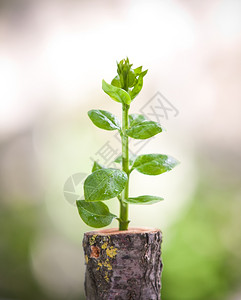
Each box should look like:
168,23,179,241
83,227,163,300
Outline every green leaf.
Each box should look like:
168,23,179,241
76,200,116,228
131,154,179,175
129,114,165,138
88,109,120,131
92,161,104,172
126,120,163,139
123,195,164,205
133,66,143,75
111,75,121,87
102,80,131,105
128,69,136,87
129,114,146,127
84,168,128,201
129,69,148,100
114,156,122,164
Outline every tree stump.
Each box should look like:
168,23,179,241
83,227,163,300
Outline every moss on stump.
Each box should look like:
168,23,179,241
83,227,163,300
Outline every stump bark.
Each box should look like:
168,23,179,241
83,227,163,300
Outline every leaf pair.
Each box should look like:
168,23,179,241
88,110,163,140
76,168,128,228
113,153,179,175
76,195,164,229
103,75,146,104
77,152,179,228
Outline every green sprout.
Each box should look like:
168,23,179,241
76,58,179,230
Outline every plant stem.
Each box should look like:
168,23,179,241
119,103,130,230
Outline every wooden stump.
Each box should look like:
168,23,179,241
83,227,163,300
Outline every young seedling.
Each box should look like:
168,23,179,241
76,58,179,230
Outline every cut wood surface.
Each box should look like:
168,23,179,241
83,227,163,300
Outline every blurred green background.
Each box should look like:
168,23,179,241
1,0,241,299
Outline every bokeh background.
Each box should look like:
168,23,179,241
1,0,241,299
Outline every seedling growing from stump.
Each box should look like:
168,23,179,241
76,58,179,230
